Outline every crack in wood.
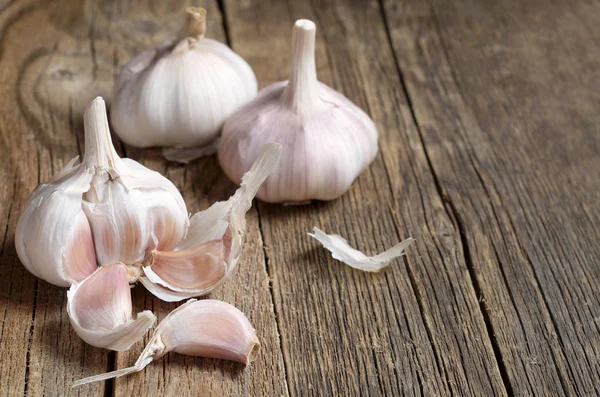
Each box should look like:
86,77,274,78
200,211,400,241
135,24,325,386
255,205,292,397
377,1,512,395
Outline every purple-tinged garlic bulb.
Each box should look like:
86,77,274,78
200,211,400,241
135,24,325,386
219,19,378,203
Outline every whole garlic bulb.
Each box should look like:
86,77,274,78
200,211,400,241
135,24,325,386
219,19,378,203
111,7,257,161
15,97,189,286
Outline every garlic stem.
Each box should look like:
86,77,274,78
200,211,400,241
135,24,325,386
83,97,120,170
180,7,207,40
282,19,321,115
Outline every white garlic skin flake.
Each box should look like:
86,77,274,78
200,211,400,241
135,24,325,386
111,7,257,157
219,19,378,203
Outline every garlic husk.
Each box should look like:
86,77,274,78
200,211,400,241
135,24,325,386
67,263,156,351
111,7,257,161
309,227,415,272
81,98,189,265
139,143,282,302
73,299,259,387
15,158,97,287
219,19,378,203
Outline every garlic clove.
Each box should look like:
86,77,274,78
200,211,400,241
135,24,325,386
139,143,282,301
111,7,257,161
73,299,259,387
146,237,227,287
81,97,189,265
15,158,97,287
308,227,415,272
67,263,156,351
219,19,378,203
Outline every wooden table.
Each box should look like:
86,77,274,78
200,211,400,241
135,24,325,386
1,0,598,395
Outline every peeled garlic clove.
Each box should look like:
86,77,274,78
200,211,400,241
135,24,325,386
81,98,189,265
111,7,257,161
309,227,415,272
15,158,97,287
73,299,259,386
140,143,282,301
219,19,378,203
67,263,156,351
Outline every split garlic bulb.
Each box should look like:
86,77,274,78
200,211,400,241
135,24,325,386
111,7,257,162
74,299,259,386
15,97,187,286
16,97,281,299
82,99,189,266
219,19,378,203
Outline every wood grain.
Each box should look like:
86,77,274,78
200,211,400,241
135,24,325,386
225,0,506,395
1,0,599,396
0,1,285,396
383,0,600,394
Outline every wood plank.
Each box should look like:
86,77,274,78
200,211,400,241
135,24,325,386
383,0,600,395
0,1,286,396
225,0,506,395
0,1,110,395
113,2,286,395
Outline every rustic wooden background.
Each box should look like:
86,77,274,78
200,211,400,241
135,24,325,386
1,0,599,396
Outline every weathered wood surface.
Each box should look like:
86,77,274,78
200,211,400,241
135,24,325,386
0,0,597,396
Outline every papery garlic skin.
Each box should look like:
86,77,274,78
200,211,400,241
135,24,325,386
73,299,259,387
67,263,156,351
309,227,415,272
15,159,97,287
139,143,282,302
81,98,189,265
219,19,378,203
111,7,257,158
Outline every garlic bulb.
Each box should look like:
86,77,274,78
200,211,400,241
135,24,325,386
219,19,378,203
16,97,189,287
67,263,156,351
73,299,259,386
111,7,257,162
17,97,281,299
